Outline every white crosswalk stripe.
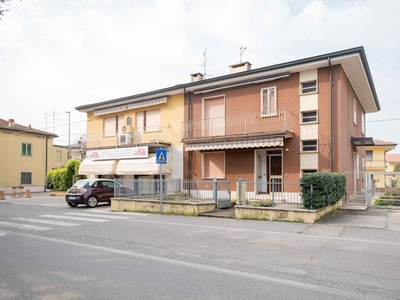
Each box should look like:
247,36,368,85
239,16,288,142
12,218,81,227
40,215,109,222
64,213,131,220
0,221,52,231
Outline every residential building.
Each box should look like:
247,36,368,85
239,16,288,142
181,47,380,198
0,118,59,192
386,154,400,172
74,46,380,201
75,92,186,180
365,140,397,188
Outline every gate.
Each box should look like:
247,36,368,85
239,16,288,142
215,180,231,209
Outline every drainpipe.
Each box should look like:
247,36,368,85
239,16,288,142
328,57,333,172
44,136,49,192
184,87,191,180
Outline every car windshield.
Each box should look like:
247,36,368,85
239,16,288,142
72,180,89,188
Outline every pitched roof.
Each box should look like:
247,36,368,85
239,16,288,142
0,118,58,137
386,154,400,163
373,139,398,146
76,46,380,114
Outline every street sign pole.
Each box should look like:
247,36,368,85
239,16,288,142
159,163,162,214
156,148,167,215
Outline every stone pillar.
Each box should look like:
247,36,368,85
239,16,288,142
25,190,31,198
0,190,5,200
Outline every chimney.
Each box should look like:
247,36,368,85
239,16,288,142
8,119,15,128
229,62,252,74
190,72,204,82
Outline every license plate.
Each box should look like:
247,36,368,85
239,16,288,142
68,196,78,200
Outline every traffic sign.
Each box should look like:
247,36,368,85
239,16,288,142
156,149,167,164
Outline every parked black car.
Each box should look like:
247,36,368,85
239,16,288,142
65,179,132,208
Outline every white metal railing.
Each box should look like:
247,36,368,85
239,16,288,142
181,110,296,140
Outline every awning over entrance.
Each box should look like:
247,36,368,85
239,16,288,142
185,136,284,151
351,137,375,146
116,154,172,175
78,159,118,175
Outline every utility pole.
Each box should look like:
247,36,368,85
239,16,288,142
66,111,70,160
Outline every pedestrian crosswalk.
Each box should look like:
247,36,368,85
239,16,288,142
0,210,147,232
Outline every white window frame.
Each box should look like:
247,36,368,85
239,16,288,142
353,98,357,125
301,110,318,123
56,150,62,162
202,151,225,179
261,86,277,117
301,140,318,152
361,112,365,135
301,81,317,94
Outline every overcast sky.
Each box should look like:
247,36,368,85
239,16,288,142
1,0,399,152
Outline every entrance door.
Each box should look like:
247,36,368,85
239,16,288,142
269,155,282,192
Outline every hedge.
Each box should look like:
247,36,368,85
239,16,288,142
45,159,81,191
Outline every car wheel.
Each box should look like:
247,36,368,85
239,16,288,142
86,196,98,208
67,202,78,207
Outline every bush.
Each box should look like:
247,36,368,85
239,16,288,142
300,172,346,209
45,159,81,191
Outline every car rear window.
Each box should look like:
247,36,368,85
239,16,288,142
73,180,89,188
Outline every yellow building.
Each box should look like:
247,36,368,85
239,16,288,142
75,90,185,180
0,118,64,193
366,139,397,188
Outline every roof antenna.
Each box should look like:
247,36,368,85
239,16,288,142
240,46,247,62
201,48,209,79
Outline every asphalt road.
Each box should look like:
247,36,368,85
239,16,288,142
1,194,400,299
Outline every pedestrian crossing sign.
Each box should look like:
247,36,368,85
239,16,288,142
156,149,167,164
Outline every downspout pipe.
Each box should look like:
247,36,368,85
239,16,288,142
44,136,49,192
183,86,191,180
328,57,333,172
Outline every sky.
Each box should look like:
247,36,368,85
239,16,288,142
1,0,399,152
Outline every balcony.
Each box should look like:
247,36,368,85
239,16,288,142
86,126,173,149
181,110,296,142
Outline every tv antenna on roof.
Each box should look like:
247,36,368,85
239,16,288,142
239,46,247,62
201,48,209,79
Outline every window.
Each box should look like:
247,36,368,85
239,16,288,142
353,98,357,125
21,172,32,184
301,111,317,123
261,86,277,116
302,169,318,174
366,150,373,161
202,152,225,179
56,150,62,162
104,115,124,137
137,109,160,132
302,140,317,152
22,143,32,156
361,112,365,135
301,81,317,94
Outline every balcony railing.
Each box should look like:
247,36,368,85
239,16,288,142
181,110,296,140
86,126,172,149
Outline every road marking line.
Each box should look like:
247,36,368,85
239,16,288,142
64,213,131,220
40,215,109,222
12,218,81,227
0,221,52,231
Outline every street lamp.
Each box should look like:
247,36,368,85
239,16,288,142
66,111,70,160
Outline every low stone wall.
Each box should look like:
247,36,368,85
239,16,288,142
235,200,342,223
111,198,216,216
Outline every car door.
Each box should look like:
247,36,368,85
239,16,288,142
102,180,115,202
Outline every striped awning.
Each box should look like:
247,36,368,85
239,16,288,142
185,136,283,151
94,97,168,116
78,159,118,175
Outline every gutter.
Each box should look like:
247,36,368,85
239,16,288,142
183,86,191,180
328,57,333,172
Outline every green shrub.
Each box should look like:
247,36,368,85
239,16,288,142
300,172,346,209
45,159,81,191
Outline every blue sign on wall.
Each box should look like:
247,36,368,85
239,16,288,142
156,149,167,164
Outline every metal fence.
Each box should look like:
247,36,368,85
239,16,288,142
114,178,231,207
236,180,308,209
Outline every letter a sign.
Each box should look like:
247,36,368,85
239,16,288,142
156,149,167,164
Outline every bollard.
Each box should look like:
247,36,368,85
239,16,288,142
25,189,31,198
12,186,17,199
0,190,4,200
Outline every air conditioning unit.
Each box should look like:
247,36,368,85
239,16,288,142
119,133,132,145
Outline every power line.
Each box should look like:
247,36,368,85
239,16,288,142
367,118,400,123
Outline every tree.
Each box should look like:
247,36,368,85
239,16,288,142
0,0,10,19
0,0,22,20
